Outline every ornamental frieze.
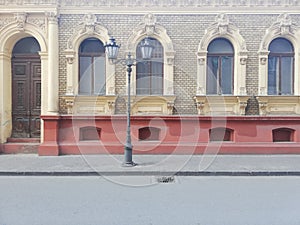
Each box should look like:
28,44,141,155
0,0,298,7
0,16,14,30
60,0,299,7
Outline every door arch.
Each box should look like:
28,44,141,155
11,37,41,138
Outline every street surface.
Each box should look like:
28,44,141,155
0,176,299,225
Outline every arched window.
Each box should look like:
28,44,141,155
207,38,234,95
136,38,163,95
12,37,41,54
268,38,294,95
79,38,105,95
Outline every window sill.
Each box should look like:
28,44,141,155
124,95,176,115
62,95,117,115
194,95,248,115
257,96,300,115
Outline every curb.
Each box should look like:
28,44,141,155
1,171,300,176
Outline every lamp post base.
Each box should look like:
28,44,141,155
122,161,137,167
123,145,136,167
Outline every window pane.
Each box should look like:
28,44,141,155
94,57,105,95
268,57,279,95
269,38,293,53
207,38,234,95
281,57,293,95
136,38,163,95
137,38,163,58
221,56,233,94
151,62,163,95
207,38,234,54
137,63,150,95
13,37,41,54
207,57,219,94
79,57,92,94
80,38,104,53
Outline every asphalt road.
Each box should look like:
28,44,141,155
0,176,299,225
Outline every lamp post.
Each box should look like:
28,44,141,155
105,37,154,166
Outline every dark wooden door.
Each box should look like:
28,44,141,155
12,56,41,138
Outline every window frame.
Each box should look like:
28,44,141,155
136,38,164,96
78,38,106,96
206,38,234,95
267,38,294,95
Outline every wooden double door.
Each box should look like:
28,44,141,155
11,56,41,138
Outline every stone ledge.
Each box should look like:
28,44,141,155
62,95,117,115
194,96,248,115
124,95,176,115
257,96,300,115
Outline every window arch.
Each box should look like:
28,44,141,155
196,14,247,96
258,14,299,96
78,38,106,95
12,37,41,54
136,38,163,95
126,13,175,96
207,38,234,95
64,14,115,96
268,38,294,95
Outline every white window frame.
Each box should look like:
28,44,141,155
126,13,175,96
258,14,299,96
196,13,248,96
64,14,115,96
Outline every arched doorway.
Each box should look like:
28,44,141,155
11,37,41,138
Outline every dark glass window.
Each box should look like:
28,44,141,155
136,38,163,95
207,38,234,95
79,38,105,95
268,38,294,95
12,37,41,54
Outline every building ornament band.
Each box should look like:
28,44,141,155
60,0,298,7
0,13,47,36
0,0,298,8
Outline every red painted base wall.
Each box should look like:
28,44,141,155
39,115,300,156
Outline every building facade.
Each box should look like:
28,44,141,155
1,0,300,155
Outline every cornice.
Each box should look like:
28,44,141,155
0,0,299,14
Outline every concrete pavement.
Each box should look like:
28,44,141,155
0,154,300,176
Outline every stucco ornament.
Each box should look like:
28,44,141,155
67,13,108,49
278,13,292,35
143,13,157,36
14,12,27,31
215,13,229,35
79,13,99,34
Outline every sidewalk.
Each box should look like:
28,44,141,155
1,154,300,176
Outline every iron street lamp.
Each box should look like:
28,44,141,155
105,37,154,166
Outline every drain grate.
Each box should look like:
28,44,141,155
156,176,175,183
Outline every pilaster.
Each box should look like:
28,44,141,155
46,11,59,114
